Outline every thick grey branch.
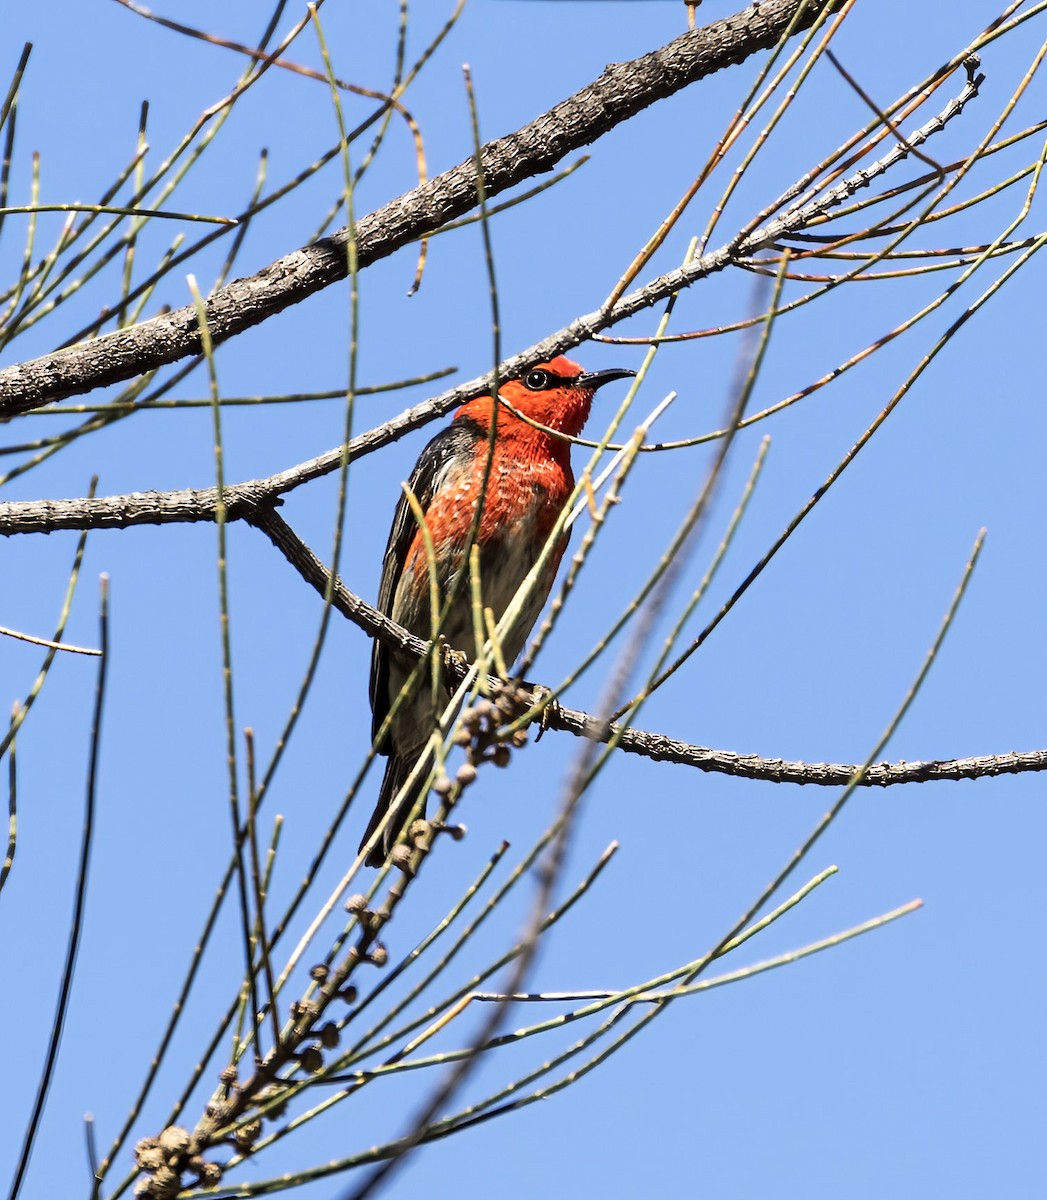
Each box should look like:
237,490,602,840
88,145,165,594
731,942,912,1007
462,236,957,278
0,65,980,540
557,711,1047,786
0,436,378,535
0,0,840,418
252,508,1047,789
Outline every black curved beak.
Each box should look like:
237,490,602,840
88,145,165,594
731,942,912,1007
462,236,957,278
575,367,636,391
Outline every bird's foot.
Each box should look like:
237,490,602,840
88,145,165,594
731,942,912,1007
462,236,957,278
513,680,558,742
440,641,471,685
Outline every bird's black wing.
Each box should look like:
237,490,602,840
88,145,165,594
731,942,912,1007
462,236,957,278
369,417,483,744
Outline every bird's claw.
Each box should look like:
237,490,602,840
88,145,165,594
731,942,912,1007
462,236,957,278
522,683,557,742
440,641,471,683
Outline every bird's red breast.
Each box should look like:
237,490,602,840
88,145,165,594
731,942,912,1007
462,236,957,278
400,356,594,581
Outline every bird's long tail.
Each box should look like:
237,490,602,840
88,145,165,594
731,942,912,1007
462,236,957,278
360,752,432,867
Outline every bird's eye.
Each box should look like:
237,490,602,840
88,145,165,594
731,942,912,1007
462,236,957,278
523,369,551,391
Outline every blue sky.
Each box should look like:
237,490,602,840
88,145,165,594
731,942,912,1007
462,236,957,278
2,2,1045,1198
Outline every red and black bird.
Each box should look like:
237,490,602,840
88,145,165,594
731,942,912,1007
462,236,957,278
361,356,635,865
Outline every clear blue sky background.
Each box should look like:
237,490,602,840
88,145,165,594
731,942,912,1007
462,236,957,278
2,2,1045,1198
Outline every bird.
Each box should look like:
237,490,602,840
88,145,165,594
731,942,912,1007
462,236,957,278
360,356,635,865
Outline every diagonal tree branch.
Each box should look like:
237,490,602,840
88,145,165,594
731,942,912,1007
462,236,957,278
252,507,1047,789
0,61,980,540
0,0,841,418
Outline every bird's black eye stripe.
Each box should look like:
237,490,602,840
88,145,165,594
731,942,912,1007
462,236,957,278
522,369,575,391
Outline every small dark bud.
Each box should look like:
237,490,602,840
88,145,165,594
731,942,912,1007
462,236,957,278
430,818,461,841
408,818,431,845
389,844,415,873
319,1021,341,1048
339,985,358,1004
511,729,529,748
345,894,368,914
310,964,329,983
158,1126,190,1153
219,1065,238,1086
299,1045,324,1074
134,1138,163,1172
491,744,511,768
369,943,388,967
196,1161,222,1187
233,1119,262,1149
158,1125,190,1164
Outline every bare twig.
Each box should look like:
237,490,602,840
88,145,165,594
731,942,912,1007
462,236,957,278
7,576,108,1200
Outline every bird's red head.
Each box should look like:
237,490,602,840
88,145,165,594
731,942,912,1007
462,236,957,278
455,356,635,439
